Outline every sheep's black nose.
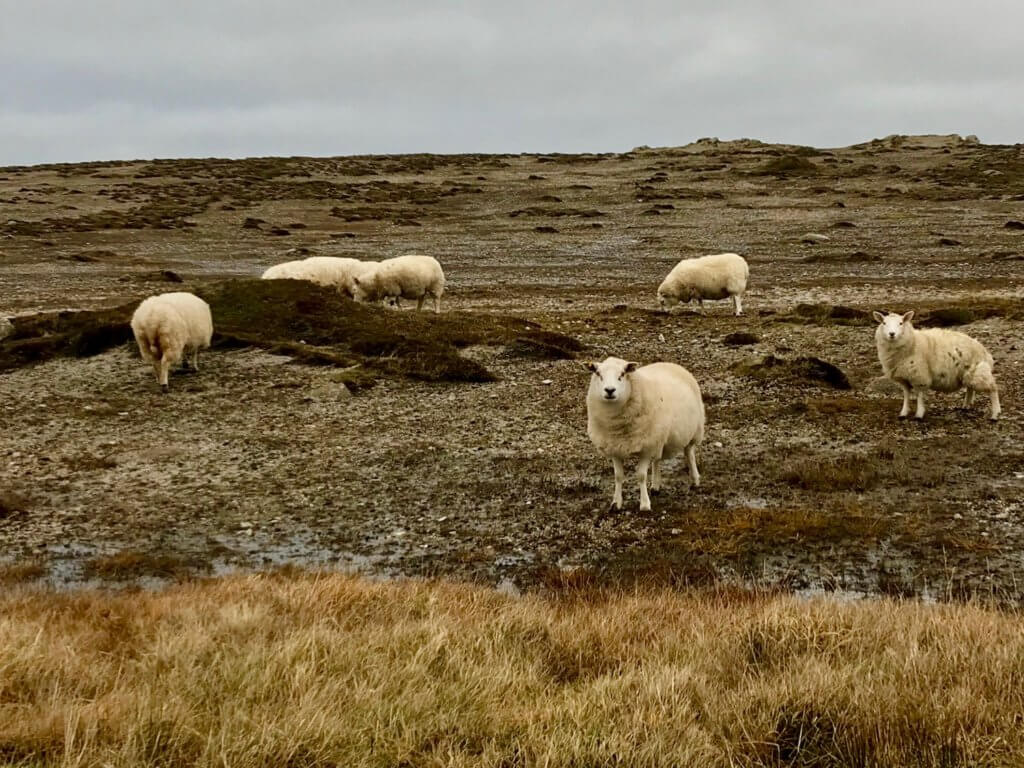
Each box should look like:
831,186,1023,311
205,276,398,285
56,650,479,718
604,387,616,397
888,331,896,339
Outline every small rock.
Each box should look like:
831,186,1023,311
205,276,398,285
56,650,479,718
712,441,723,448
541,379,553,385
0,316,12,341
801,232,830,243
938,237,961,246
953,513,963,520
1004,220,1024,230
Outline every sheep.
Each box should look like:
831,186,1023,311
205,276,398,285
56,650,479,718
261,257,376,298
297,257,379,298
657,252,749,316
873,310,1001,420
351,254,445,312
261,259,312,281
130,292,213,393
583,356,705,512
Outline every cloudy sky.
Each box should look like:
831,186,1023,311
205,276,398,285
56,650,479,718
2,1,1021,165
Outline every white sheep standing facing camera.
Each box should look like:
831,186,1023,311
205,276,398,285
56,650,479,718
583,356,705,512
874,310,1001,420
130,292,213,393
657,252,749,316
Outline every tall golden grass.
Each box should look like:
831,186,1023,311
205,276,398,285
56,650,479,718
2,573,1023,767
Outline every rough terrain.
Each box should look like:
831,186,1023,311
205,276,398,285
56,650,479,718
1,134,1022,598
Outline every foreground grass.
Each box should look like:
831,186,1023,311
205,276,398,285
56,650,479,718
2,574,1023,767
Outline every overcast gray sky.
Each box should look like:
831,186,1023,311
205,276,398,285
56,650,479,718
2,1,1021,165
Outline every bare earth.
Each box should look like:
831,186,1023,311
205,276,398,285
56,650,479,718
1,134,1022,597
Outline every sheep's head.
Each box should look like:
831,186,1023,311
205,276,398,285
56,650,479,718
582,357,639,403
657,289,679,310
873,310,914,342
351,273,373,303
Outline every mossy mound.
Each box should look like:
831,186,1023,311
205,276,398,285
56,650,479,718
731,354,851,390
1,279,583,388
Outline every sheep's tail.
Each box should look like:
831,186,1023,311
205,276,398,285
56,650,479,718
137,328,164,362
966,359,996,390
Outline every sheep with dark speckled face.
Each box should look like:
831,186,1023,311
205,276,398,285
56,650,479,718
583,356,705,512
874,310,1001,420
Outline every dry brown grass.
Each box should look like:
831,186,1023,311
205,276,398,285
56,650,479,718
0,560,45,585
1,573,1023,767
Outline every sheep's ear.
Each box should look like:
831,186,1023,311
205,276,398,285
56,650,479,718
901,310,915,323
624,361,640,374
579,361,598,373
872,311,886,323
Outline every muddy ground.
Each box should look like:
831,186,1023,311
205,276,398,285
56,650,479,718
1,134,1023,598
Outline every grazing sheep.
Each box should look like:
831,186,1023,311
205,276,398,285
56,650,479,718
261,259,312,281
657,252,749,316
584,356,705,512
261,257,376,298
874,310,1001,420
130,292,213,393
352,254,445,312
299,257,379,298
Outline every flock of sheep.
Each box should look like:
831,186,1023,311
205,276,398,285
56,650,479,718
127,250,1002,513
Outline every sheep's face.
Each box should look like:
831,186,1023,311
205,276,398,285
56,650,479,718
873,310,914,342
584,357,639,403
657,291,679,310
351,275,372,303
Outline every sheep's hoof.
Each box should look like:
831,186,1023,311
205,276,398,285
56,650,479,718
650,488,661,496
639,504,652,513
160,385,169,394
608,502,621,513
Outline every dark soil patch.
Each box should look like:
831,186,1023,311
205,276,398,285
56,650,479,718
783,304,871,325
722,332,760,346
753,155,819,177
0,303,136,372
732,355,851,389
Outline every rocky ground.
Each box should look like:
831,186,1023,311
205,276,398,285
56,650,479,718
1,134,1022,598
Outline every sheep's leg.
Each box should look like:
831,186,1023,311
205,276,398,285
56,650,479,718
650,459,662,493
962,388,974,409
637,456,652,512
967,361,1000,421
989,387,1001,421
733,293,743,316
915,390,926,420
158,357,171,393
610,457,625,511
696,298,705,316
190,347,200,372
434,293,441,314
898,383,912,418
686,444,701,487
416,295,425,311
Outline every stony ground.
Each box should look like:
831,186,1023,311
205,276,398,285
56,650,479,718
1,134,1023,597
